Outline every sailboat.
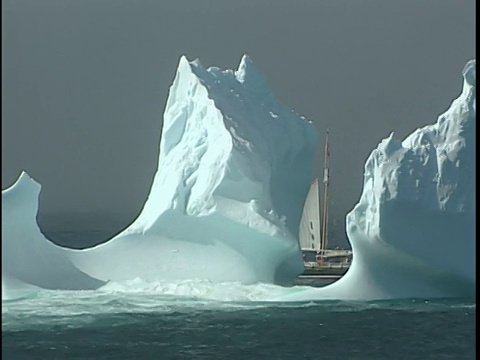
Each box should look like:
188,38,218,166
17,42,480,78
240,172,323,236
299,129,351,275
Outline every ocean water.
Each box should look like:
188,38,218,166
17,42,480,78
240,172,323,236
2,221,476,359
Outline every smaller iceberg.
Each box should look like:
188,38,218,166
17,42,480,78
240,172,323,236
286,60,476,301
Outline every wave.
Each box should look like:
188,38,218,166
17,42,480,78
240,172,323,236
3,279,475,332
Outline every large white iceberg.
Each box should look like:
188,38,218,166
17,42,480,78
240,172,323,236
287,59,476,300
2,55,317,288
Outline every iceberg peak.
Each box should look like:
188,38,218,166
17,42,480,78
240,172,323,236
462,59,476,86
17,170,37,184
235,54,255,82
2,170,41,197
377,132,402,157
235,54,270,94
175,55,198,78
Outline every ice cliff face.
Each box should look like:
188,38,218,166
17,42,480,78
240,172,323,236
349,59,475,279
286,60,476,301
2,55,317,288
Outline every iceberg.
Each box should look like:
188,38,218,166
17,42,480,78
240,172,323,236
2,57,475,301
286,60,476,301
2,55,317,289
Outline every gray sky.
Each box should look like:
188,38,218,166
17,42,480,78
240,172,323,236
2,0,476,239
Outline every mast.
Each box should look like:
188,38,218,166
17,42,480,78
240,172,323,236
320,129,330,256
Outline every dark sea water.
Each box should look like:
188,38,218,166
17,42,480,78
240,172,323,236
2,221,476,359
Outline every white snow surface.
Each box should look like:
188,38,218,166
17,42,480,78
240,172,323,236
2,55,317,289
2,58,475,301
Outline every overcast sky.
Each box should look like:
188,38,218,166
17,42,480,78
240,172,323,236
2,0,475,236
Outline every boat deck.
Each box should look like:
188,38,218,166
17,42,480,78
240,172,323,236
302,263,349,276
